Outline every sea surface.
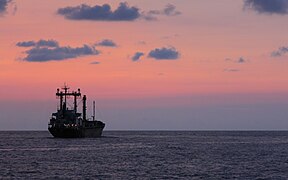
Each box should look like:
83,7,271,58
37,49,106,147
0,131,288,179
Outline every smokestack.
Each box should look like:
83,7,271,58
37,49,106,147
93,101,95,121
74,94,77,113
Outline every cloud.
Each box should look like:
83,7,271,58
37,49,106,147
17,39,99,62
36,39,59,47
224,68,240,72
0,0,11,14
144,4,181,20
16,39,59,47
271,46,288,57
163,4,181,16
161,34,180,40
24,45,99,62
244,0,288,15
132,52,144,61
237,57,246,63
57,2,140,21
225,57,247,63
95,39,117,47
58,2,180,22
16,41,36,47
137,41,146,45
148,47,179,60
90,61,100,64
148,4,181,16
225,58,232,61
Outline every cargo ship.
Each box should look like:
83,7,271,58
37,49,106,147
48,85,105,138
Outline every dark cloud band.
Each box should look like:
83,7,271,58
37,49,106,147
57,2,140,21
17,39,99,62
148,47,179,60
244,0,288,15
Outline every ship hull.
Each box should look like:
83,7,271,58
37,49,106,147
48,126,104,138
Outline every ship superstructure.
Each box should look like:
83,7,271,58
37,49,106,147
48,86,105,138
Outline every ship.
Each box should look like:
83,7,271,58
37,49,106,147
48,85,105,138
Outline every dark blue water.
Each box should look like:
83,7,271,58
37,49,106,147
0,131,288,179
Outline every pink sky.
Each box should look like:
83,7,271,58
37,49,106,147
1,0,288,130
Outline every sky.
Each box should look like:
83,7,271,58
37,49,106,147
1,0,288,130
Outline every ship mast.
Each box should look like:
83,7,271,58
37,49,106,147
63,85,69,105
56,85,81,113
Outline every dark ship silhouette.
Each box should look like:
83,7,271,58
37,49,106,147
48,85,105,138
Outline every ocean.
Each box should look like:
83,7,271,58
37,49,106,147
0,131,288,179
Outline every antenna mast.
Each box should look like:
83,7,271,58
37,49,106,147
93,101,96,121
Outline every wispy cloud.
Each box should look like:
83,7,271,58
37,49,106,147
57,2,140,21
161,34,179,40
244,0,288,15
17,39,99,62
148,47,179,60
148,4,181,16
271,46,288,57
224,68,240,72
95,39,117,47
144,4,181,20
90,61,100,64
225,57,248,63
137,41,146,45
132,52,144,61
